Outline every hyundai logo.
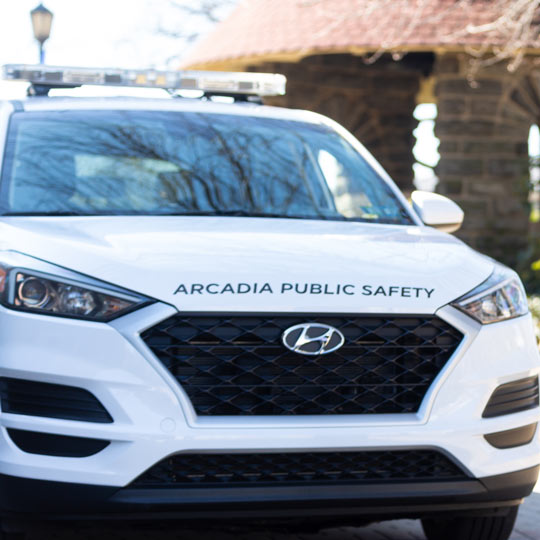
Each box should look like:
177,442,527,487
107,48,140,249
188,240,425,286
282,323,345,356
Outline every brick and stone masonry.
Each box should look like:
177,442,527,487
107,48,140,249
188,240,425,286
435,53,534,266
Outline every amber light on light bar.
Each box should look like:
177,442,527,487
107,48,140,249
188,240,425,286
2,64,287,97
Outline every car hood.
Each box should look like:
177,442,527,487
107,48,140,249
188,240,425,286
0,216,493,314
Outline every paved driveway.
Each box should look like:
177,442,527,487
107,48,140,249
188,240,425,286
25,478,540,540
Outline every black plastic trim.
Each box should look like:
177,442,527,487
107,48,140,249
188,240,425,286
7,429,110,458
131,449,467,488
483,376,539,418
0,377,113,423
0,465,537,520
28,83,80,97
484,423,538,449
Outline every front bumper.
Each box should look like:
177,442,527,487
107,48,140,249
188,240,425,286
0,465,537,522
0,301,539,514
0,465,538,522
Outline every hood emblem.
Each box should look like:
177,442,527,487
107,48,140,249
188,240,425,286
282,323,345,356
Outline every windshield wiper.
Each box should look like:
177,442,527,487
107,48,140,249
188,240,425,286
1,211,86,216
155,210,283,217
155,210,346,220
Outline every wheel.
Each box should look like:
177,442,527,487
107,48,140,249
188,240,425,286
421,506,519,540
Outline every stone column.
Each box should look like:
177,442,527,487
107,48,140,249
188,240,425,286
259,54,427,193
435,54,534,267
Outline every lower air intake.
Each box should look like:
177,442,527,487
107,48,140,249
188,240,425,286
132,450,467,488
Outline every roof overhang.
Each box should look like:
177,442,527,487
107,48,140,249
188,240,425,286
185,45,540,72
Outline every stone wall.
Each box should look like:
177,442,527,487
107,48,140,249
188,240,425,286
258,54,431,192
435,53,534,266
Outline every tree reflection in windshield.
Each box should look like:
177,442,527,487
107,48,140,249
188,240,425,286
0,110,412,224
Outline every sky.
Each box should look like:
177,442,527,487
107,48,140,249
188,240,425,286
0,0,199,68
0,0,214,99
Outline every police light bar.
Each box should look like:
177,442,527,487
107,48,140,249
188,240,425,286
2,64,287,97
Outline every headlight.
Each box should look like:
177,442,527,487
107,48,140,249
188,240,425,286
0,254,150,321
452,266,528,324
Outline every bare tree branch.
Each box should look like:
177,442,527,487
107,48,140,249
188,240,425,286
169,0,236,23
154,0,238,65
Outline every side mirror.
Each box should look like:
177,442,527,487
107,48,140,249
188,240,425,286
411,191,464,233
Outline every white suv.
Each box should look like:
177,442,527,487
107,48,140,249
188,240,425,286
0,65,538,540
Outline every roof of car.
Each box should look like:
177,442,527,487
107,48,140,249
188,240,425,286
6,96,320,123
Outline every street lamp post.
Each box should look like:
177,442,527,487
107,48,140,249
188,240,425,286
30,3,53,64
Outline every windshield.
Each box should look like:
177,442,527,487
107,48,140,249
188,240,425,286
0,109,412,224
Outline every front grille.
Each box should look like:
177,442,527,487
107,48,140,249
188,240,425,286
0,378,113,423
141,314,463,416
132,450,467,488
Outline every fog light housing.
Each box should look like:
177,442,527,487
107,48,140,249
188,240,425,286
484,423,537,449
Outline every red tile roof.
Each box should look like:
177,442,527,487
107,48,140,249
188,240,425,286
183,0,540,69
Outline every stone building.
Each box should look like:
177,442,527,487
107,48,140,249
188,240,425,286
184,0,540,266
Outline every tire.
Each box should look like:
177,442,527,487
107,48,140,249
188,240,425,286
421,506,519,540
0,521,26,540
0,532,26,540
